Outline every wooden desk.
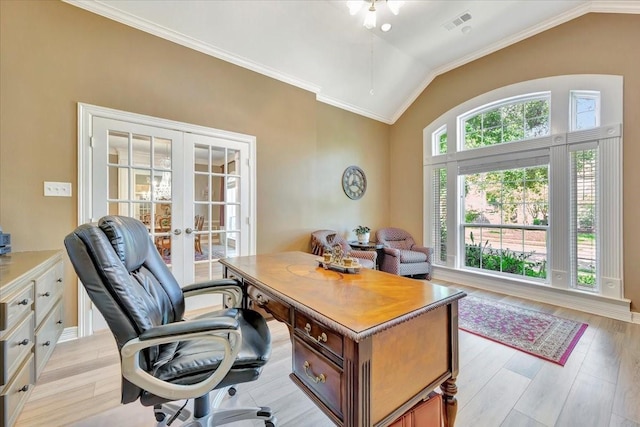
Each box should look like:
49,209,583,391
220,251,466,427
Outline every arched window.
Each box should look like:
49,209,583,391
424,75,623,301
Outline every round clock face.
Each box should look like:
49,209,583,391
342,166,367,200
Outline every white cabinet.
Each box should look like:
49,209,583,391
0,251,64,427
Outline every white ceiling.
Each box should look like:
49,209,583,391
68,0,639,124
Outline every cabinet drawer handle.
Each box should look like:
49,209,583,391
41,292,51,297
43,340,51,346
19,385,29,393
304,323,328,343
57,278,63,283
17,299,30,306
57,320,63,325
18,339,30,346
303,361,326,384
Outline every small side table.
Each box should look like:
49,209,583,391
349,241,384,270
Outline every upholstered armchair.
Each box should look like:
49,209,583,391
310,229,377,269
376,227,432,279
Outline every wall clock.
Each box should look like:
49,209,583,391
342,166,367,200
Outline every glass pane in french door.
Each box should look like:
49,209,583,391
193,143,245,282
105,128,176,267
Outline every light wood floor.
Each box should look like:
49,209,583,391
15,284,640,427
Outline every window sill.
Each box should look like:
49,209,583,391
431,265,632,322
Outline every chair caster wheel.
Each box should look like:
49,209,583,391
265,420,276,427
155,412,166,422
228,387,236,396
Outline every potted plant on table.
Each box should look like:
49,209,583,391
353,225,371,243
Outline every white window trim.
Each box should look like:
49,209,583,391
423,75,630,321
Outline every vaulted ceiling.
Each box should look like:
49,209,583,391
67,0,640,123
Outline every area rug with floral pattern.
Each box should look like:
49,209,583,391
458,295,588,366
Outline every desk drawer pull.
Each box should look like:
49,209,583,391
19,385,29,393
41,292,51,297
17,298,30,306
18,338,30,346
255,294,267,307
43,340,51,347
304,323,327,343
303,361,326,384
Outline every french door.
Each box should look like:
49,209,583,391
79,104,255,335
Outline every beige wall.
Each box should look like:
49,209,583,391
0,1,390,327
390,13,640,310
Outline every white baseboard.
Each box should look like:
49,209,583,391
58,326,78,343
433,267,632,322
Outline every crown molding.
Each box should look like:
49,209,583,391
591,1,640,13
389,1,640,124
64,0,639,126
64,0,321,94
316,94,393,124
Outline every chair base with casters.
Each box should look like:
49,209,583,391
152,387,276,426
64,215,277,427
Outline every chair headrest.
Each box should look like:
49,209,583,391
99,216,151,272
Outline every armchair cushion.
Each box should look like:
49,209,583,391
398,249,427,263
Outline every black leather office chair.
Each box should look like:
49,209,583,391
64,215,276,426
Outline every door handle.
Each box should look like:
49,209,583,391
185,228,193,234
173,229,182,235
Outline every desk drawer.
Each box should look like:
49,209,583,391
292,336,342,419
0,284,33,333
0,354,35,427
389,392,443,427
35,300,64,378
295,312,343,358
0,313,34,387
246,285,291,324
34,262,63,326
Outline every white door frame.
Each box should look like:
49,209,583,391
76,103,257,338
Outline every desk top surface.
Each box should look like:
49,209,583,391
221,251,465,341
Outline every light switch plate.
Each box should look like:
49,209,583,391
44,181,72,197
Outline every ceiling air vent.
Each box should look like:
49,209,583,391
443,11,472,31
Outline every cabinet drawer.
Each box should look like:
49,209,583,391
0,313,34,387
34,262,63,326
246,285,291,324
0,354,35,427
295,311,343,358
0,283,33,333
292,336,343,419
35,300,64,378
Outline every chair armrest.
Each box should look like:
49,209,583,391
139,317,239,341
411,246,433,262
349,249,377,263
121,317,241,400
183,279,243,308
382,247,401,257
